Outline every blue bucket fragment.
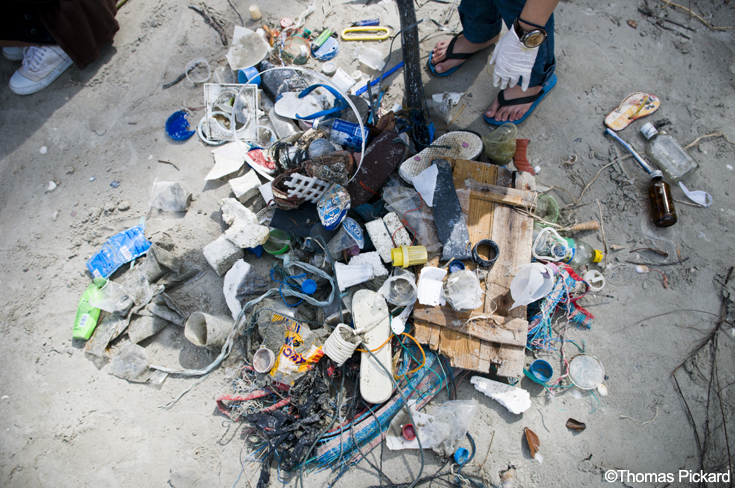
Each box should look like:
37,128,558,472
165,111,196,141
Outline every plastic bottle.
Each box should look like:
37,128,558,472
257,60,309,102
72,278,107,340
563,239,603,267
640,122,699,182
648,170,677,227
312,118,366,150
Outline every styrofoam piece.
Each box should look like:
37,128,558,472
417,266,447,306
221,198,270,249
412,164,438,207
259,182,274,205
349,251,388,277
223,260,251,320
470,376,531,414
383,212,412,246
284,173,329,203
206,142,245,180
355,289,393,404
229,170,262,202
335,262,374,292
203,235,244,276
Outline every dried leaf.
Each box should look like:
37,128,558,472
566,418,587,431
627,19,637,28
524,427,540,458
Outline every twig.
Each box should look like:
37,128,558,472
561,162,616,210
630,247,669,258
660,0,735,30
158,160,181,171
162,72,187,89
620,406,659,426
685,132,735,150
189,5,229,46
674,198,705,207
225,0,244,25
613,308,728,333
651,268,670,289
596,199,608,268
480,431,495,467
625,257,689,267
438,104,465,130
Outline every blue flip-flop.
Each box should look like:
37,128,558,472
484,74,557,126
427,33,478,78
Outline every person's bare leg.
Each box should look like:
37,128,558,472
485,84,543,122
430,33,499,74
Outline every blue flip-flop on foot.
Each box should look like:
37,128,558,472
484,74,557,126
427,33,479,78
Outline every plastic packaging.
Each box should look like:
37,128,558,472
268,108,300,139
213,66,235,84
72,278,106,340
641,122,699,182
313,118,366,150
531,226,570,262
568,354,605,390
391,245,428,268
382,186,441,253
89,279,134,314
648,170,677,227
334,262,374,291
424,400,478,458
317,183,351,230
564,239,603,267
326,217,364,259
149,180,192,212
482,123,517,165
269,313,326,385
86,225,152,279
442,270,483,312
378,268,417,306
354,46,385,71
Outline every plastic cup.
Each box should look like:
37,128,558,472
326,217,364,260
185,58,211,84
238,66,261,86
263,229,290,255
482,123,517,165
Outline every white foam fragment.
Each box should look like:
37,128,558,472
470,376,531,414
349,251,388,277
229,170,262,202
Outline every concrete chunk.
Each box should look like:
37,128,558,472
203,235,244,276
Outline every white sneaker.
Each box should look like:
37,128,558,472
2,47,24,61
9,45,73,95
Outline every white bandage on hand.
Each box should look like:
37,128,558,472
488,27,539,91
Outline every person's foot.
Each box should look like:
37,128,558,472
2,47,24,61
9,45,73,95
485,84,543,123
430,34,498,74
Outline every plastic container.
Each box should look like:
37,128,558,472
391,245,428,268
648,170,677,227
510,263,556,309
448,261,465,273
248,5,262,20
72,278,106,340
482,123,517,165
301,279,317,295
529,359,553,383
326,217,364,260
443,269,484,312
253,345,276,373
378,268,417,306
238,66,261,86
184,312,234,350
263,229,291,255
185,58,211,84
641,122,699,182
313,118,366,150
283,35,310,65
568,354,605,390
334,262,374,291
531,226,570,262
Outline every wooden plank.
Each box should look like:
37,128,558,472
462,183,535,208
451,159,497,245
412,306,527,347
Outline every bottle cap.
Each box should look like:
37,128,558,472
650,169,664,180
301,279,317,295
640,122,658,140
592,249,603,263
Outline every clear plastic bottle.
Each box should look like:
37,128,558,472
640,123,699,182
563,239,603,267
313,118,365,150
648,170,677,227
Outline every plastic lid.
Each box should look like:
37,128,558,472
640,122,658,140
391,246,405,267
650,169,664,180
592,249,603,263
301,279,317,295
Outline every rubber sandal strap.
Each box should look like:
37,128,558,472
295,83,348,120
443,34,475,61
497,89,543,107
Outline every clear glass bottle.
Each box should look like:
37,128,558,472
648,170,677,227
640,123,699,182
563,239,603,267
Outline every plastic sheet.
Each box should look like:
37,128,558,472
424,400,478,457
149,180,192,212
442,269,483,312
382,186,441,253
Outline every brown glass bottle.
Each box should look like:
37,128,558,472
648,170,677,227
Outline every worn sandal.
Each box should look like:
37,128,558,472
605,92,660,131
484,74,557,126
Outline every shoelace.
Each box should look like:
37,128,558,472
21,46,47,72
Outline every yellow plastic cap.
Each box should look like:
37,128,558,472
391,247,405,267
592,250,603,263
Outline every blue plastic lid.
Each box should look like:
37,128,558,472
448,261,465,273
301,279,317,295
454,447,469,465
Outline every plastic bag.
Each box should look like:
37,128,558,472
424,400,478,457
382,186,441,253
378,268,417,307
442,270,483,312
269,314,326,385
86,225,152,279
89,279,134,314
149,180,192,212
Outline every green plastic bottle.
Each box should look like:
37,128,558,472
72,278,106,340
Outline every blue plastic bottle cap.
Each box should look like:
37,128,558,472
448,261,465,273
529,359,553,384
301,279,317,295
454,447,470,465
